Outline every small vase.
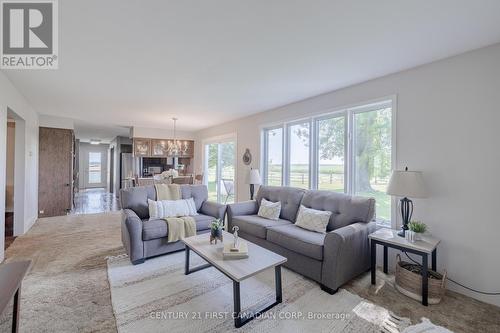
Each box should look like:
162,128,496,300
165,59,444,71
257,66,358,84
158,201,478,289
406,230,415,243
210,228,223,244
211,228,222,238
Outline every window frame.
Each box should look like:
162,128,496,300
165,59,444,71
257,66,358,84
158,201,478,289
286,119,312,189
314,111,347,193
262,126,285,186
261,97,397,227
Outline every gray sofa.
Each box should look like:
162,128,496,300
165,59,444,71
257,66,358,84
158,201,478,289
227,186,376,294
121,184,226,264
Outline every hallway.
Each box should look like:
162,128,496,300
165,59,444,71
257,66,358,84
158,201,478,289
71,188,121,215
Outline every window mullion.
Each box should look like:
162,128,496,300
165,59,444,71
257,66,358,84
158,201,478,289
284,125,290,186
346,110,354,195
311,119,318,190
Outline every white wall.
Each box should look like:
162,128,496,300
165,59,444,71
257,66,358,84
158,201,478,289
195,43,500,306
0,71,39,262
38,114,74,129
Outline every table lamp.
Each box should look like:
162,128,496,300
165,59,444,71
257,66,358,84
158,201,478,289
246,168,261,200
386,167,427,237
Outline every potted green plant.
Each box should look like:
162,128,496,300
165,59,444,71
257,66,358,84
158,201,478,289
407,221,427,242
210,219,224,244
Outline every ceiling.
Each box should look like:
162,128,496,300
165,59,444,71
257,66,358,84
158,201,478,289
3,0,500,132
73,120,129,143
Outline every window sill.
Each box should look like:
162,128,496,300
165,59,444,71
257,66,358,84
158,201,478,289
375,218,391,229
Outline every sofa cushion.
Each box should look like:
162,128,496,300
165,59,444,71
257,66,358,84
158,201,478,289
266,224,325,260
142,218,168,240
300,191,375,231
121,186,155,219
257,198,281,220
193,214,214,231
143,214,213,240
122,185,207,219
231,215,291,239
255,186,306,222
180,185,208,211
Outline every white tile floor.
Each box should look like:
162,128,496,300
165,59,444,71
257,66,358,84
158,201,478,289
71,188,121,215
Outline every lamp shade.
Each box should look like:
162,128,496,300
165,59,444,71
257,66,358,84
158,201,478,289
246,169,261,185
386,169,427,198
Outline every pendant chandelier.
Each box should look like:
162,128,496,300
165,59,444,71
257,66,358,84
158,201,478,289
167,117,188,156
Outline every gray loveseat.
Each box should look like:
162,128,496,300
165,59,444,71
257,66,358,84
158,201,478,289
227,186,376,294
121,185,226,264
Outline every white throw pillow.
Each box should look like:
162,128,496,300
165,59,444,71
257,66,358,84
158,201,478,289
148,198,198,220
186,198,198,216
295,205,332,234
257,198,281,220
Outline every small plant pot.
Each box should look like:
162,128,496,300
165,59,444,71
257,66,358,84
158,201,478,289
210,228,223,244
414,232,423,241
211,228,222,238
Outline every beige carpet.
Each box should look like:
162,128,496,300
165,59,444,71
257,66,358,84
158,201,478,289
107,251,413,333
1,212,123,332
1,211,499,332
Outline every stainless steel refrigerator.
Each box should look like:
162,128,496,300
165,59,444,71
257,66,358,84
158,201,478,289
121,153,140,188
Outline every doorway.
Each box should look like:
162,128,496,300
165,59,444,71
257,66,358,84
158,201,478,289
204,139,236,204
4,119,15,249
4,108,26,250
79,143,109,189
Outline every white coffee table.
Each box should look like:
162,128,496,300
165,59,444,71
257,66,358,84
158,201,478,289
182,231,287,328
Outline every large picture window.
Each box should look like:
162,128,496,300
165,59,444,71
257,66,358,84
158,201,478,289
317,115,345,192
288,122,310,189
262,99,394,223
263,127,283,186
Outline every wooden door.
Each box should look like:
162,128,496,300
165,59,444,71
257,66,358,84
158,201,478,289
39,127,74,217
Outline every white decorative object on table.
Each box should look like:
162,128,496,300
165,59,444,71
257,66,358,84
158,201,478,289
232,226,240,249
406,230,416,243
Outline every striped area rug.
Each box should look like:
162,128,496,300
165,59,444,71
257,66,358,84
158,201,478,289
107,251,411,333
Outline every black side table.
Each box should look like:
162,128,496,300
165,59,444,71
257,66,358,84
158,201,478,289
368,229,440,306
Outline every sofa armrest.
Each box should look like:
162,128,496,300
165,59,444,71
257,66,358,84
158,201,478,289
200,201,227,220
226,201,259,229
321,221,377,290
121,209,144,264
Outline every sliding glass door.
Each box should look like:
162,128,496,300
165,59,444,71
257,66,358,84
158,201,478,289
205,140,236,204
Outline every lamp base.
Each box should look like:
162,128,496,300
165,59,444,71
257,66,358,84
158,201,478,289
397,197,413,238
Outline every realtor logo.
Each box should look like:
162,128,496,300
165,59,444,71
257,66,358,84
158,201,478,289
1,0,58,69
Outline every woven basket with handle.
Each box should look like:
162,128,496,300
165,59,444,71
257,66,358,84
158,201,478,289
394,254,446,304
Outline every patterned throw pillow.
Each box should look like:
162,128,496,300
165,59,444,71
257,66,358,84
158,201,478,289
148,198,198,220
257,198,281,220
295,205,332,234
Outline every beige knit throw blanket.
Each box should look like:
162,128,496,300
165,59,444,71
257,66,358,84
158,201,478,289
155,183,181,200
164,216,196,242
154,184,196,242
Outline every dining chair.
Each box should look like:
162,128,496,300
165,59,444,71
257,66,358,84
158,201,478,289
221,179,235,204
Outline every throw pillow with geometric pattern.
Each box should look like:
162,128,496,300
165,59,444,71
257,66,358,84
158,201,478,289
295,205,332,233
257,198,281,220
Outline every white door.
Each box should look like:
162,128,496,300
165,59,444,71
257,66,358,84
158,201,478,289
81,145,108,189
204,141,236,204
